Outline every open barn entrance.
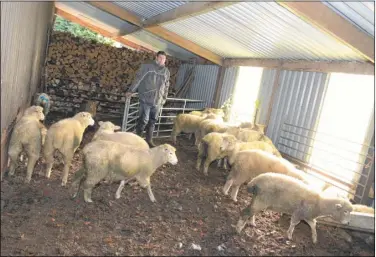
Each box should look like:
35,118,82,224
309,73,375,199
229,67,264,124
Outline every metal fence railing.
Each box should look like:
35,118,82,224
276,122,375,205
121,94,206,138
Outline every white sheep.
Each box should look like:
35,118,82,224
223,150,316,202
219,137,282,166
7,106,45,183
92,120,150,199
43,112,95,186
236,172,353,244
71,141,178,203
171,113,221,144
194,118,229,146
196,132,237,175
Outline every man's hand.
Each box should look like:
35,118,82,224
125,92,133,98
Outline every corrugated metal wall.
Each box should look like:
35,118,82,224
176,64,238,109
217,67,239,107
261,70,329,160
176,64,220,108
1,2,54,134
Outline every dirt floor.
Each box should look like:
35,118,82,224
1,118,375,256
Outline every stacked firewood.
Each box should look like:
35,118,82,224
44,31,182,120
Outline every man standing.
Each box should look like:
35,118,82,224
125,51,170,147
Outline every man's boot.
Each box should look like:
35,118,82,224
146,124,157,148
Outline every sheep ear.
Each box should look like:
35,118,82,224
114,125,121,130
335,203,342,210
98,121,103,126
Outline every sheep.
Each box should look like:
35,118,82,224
236,172,353,244
189,111,207,117
226,127,264,142
71,141,178,203
223,149,317,202
43,112,95,186
239,122,266,134
92,120,150,199
7,106,45,183
196,132,237,175
171,113,222,144
219,138,282,166
194,118,230,146
352,204,374,215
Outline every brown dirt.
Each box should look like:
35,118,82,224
1,120,375,256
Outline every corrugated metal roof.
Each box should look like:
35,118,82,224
125,30,198,60
57,1,135,33
162,2,368,61
323,1,375,38
56,2,199,60
112,1,187,20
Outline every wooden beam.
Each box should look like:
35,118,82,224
143,1,235,27
264,68,281,132
278,1,374,63
88,2,223,65
113,24,141,37
223,58,375,75
55,8,153,52
213,66,226,108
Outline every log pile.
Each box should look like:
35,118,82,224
44,31,182,121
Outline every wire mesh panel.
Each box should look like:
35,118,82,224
121,94,206,139
276,122,375,204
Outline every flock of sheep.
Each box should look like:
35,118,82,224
3,101,374,245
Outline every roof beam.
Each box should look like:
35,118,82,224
114,24,141,37
88,1,223,65
142,1,236,27
278,1,375,63
55,8,153,52
223,58,375,75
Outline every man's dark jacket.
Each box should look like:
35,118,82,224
128,60,170,106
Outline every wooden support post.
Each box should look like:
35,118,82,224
213,66,226,108
264,69,281,133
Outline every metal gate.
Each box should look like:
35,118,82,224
276,122,375,205
121,94,205,138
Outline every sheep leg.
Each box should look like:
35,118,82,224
194,130,201,146
236,199,262,234
305,219,318,244
71,176,84,199
25,154,39,183
217,159,222,168
286,212,301,241
61,153,73,186
196,142,205,171
203,158,214,176
230,184,241,202
44,150,55,178
8,143,22,176
223,157,228,169
146,184,156,203
82,178,98,203
196,157,203,171
223,178,233,195
115,177,135,199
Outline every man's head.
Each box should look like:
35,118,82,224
156,51,167,66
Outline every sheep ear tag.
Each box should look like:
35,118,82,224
335,203,342,210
